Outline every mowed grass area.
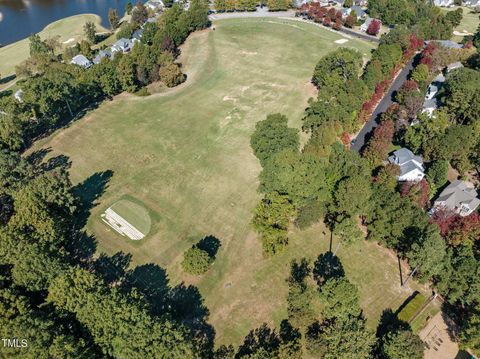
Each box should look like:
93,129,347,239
29,17,431,346
441,6,480,42
0,14,107,90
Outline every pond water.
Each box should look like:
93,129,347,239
0,0,144,46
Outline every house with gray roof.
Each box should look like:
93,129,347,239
434,0,454,6
71,54,92,69
93,49,113,65
132,29,144,42
111,38,133,53
464,0,480,6
426,40,463,49
446,61,463,73
388,148,425,182
433,180,480,216
351,5,367,19
422,73,446,117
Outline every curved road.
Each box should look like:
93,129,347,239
350,55,416,152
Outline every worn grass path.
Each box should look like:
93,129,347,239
28,18,432,346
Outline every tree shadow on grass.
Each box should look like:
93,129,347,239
72,170,114,228
376,308,410,338
197,235,221,259
313,252,345,288
93,252,132,285
237,323,280,358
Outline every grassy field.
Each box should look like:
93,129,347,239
0,14,107,90
441,6,480,42
27,18,432,345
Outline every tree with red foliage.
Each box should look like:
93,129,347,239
432,211,480,246
400,179,430,209
362,120,395,166
367,19,381,36
333,18,343,30
344,15,355,28
323,16,332,27
340,131,350,146
327,7,336,21
395,79,419,104
408,34,424,51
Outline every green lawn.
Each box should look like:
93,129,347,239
26,18,433,346
441,6,480,42
0,14,107,90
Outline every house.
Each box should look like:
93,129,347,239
422,73,446,117
433,180,480,216
71,54,92,69
360,17,380,32
111,38,133,53
331,0,344,5
93,49,113,65
388,148,425,182
446,61,463,73
145,0,164,9
351,5,367,19
355,0,368,6
426,40,463,49
14,89,23,103
434,0,454,6
340,7,352,18
464,0,480,6
132,29,144,42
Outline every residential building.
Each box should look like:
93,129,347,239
360,17,380,32
422,73,446,117
446,61,463,73
433,180,480,216
388,148,425,182
93,49,113,65
351,5,367,19
14,89,23,103
112,38,133,53
132,29,144,42
464,0,480,6
426,40,463,49
71,54,93,69
434,0,454,6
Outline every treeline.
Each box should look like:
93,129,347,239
214,0,291,12
0,0,210,152
368,0,463,40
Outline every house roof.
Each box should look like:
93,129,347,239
71,54,92,67
112,38,132,51
132,29,144,40
447,61,463,72
423,97,438,110
435,180,480,212
351,5,366,16
388,148,424,178
426,40,462,49
362,17,374,27
93,49,113,64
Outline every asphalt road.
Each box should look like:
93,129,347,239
350,55,416,152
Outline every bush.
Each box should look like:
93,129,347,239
397,292,426,323
135,87,150,97
427,160,449,188
182,246,213,275
159,63,186,87
295,200,325,229
116,23,136,40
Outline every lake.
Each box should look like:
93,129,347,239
0,0,144,46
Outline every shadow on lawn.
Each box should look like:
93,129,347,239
197,235,221,258
73,170,114,228
313,251,345,287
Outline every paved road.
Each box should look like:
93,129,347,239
350,55,416,152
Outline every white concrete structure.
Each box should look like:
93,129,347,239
388,148,425,182
101,208,146,240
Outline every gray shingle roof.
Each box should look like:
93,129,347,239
435,180,480,214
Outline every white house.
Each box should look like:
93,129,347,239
433,180,480,216
422,72,446,117
145,0,165,9
434,0,454,6
446,61,463,73
71,54,92,69
388,148,425,182
111,38,133,53
14,89,24,103
464,0,480,6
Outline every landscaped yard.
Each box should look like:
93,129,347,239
0,14,107,90
28,18,432,346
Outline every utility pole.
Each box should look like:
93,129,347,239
402,266,418,288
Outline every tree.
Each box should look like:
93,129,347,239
459,309,480,354
406,224,446,280
252,192,295,256
445,8,463,27
344,15,355,28
426,160,448,188
250,113,299,166
131,0,149,26
83,21,97,44
367,19,381,36
159,63,186,87
410,64,430,84
319,277,362,320
333,217,363,247
382,329,424,359
267,0,291,11
182,247,213,275
79,40,92,58
312,48,363,88
108,8,120,30
29,34,50,56
117,54,139,93
344,0,353,7
333,174,372,217
125,1,133,14
287,259,315,328
187,0,211,30
362,120,395,167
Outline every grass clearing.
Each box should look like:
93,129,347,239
0,14,107,90
441,6,480,42
25,17,433,346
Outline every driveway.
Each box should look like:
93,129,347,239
209,8,295,20
350,55,416,152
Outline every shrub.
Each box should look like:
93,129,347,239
426,160,449,188
295,200,325,229
159,63,186,87
182,246,213,275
